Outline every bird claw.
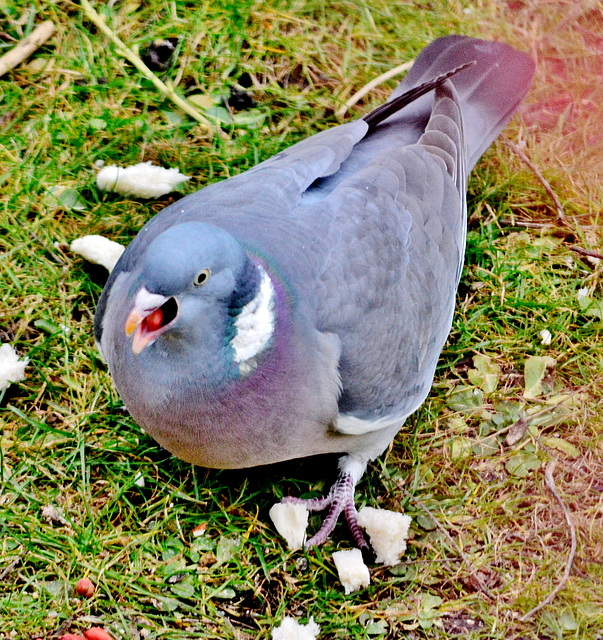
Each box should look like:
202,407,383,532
283,470,370,551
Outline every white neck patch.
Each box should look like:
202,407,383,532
231,265,275,373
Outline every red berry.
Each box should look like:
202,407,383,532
75,577,95,597
60,635,85,640
84,628,112,640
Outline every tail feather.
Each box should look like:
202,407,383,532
387,36,535,169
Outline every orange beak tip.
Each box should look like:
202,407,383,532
125,310,142,336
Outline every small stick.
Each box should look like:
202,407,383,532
401,489,496,600
501,136,566,223
568,245,603,261
499,219,554,229
79,0,221,137
335,60,413,118
520,460,577,621
0,20,55,78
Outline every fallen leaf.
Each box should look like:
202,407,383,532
523,356,555,398
468,354,501,393
505,418,528,446
541,437,580,458
506,451,542,477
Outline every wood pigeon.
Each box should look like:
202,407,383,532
95,36,535,550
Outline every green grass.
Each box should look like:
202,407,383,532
2,0,603,638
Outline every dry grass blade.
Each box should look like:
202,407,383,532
568,245,603,261
0,558,20,581
335,61,413,118
498,218,554,229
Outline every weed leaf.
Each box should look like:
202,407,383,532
523,356,555,398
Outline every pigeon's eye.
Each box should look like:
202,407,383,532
193,268,211,287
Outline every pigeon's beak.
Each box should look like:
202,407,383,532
125,288,174,355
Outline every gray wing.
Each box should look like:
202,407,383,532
311,82,467,425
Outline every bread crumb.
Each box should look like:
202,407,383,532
97,162,189,198
70,235,125,273
332,548,370,594
0,343,28,391
357,507,411,566
269,502,308,550
271,616,320,640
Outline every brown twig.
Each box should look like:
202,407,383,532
47,616,75,640
0,20,55,78
401,489,496,600
568,245,603,261
520,460,577,621
27,228,67,266
501,136,565,223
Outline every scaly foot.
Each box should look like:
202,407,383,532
283,456,369,551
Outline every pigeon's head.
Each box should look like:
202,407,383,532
124,222,272,375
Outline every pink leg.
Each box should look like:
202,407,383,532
283,457,370,551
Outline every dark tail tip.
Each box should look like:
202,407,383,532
362,61,476,132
